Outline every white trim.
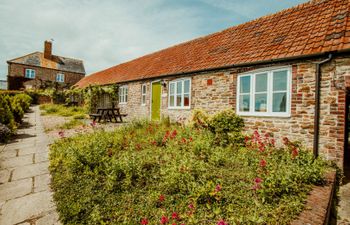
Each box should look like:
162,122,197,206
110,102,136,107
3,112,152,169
236,66,292,117
25,69,35,79
168,78,191,110
119,85,128,104
141,83,147,106
56,73,65,82
150,80,162,120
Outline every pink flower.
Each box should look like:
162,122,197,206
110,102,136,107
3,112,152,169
58,131,64,138
255,177,263,184
270,138,276,146
259,159,267,167
188,203,194,210
140,218,148,225
217,219,228,225
171,212,179,220
160,216,169,224
215,184,222,192
171,129,177,139
159,194,165,202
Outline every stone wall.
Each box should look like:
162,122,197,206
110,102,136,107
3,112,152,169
7,63,84,90
116,56,350,167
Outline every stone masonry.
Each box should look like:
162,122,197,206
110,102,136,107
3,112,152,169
0,106,60,225
116,56,350,167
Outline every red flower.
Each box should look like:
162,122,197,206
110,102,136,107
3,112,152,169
90,121,96,127
292,147,299,158
259,159,267,167
189,137,193,142
215,184,222,192
171,129,177,139
151,140,157,146
58,131,65,138
181,138,187,144
171,212,179,220
188,203,194,210
172,223,177,225
270,138,276,146
160,216,169,224
217,219,228,225
159,194,165,202
136,143,142,150
254,177,263,184
141,218,148,225
283,137,289,145
258,143,265,152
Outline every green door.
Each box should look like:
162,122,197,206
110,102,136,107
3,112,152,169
151,82,161,120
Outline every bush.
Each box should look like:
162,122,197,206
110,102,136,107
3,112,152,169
50,117,329,225
0,94,16,131
40,104,87,117
0,123,12,142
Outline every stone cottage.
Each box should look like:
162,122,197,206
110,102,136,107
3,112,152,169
76,0,350,168
7,41,85,90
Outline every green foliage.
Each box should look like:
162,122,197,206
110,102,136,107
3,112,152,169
0,94,16,131
50,114,330,225
10,94,32,123
190,109,245,147
40,104,87,117
84,85,119,113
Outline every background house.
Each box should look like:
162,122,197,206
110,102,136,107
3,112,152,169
7,41,85,90
76,0,350,169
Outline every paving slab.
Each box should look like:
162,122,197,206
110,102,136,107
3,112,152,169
34,174,50,193
0,178,32,202
0,191,55,225
35,152,49,163
0,154,33,169
11,162,49,181
0,169,10,184
36,210,60,225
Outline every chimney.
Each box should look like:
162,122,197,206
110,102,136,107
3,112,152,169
44,40,52,59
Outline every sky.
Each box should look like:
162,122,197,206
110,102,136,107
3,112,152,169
0,0,308,80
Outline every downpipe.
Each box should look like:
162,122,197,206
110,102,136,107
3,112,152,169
313,53,333,158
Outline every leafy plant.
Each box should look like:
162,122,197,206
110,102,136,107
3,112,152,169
0,123,12,143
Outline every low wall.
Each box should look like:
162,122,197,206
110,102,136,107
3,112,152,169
291,170,336,225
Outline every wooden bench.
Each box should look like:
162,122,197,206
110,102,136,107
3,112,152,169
89,113,103,122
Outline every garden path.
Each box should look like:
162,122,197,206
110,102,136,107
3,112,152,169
337,169,350,225
0,105,60,225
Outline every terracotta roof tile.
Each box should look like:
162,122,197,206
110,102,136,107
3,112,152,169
76,0,350,88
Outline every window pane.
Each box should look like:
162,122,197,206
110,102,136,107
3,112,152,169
170,95,175,107
255,94,267,112
176,81,182,95
184,80,190,93
273,70,288,91
184,94,190,107
273,92,287,112
142,85,146,94
240,76,250,93
255,73,267,92
142,95,146,104
239,95,250,112
176,95,182,107
170,83,175,95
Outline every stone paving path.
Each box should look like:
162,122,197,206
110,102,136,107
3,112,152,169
0,106,60,225
337,169,350,225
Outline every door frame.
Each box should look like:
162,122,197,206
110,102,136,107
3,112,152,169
344,89,350,170
150,80,162,120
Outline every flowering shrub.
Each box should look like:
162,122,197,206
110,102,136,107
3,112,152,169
0,123,12,142
50,117,329,225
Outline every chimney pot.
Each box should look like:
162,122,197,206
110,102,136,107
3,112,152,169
44,40,52,59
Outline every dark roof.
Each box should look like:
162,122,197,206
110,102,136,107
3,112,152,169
8,52,85,74
76,0,350,88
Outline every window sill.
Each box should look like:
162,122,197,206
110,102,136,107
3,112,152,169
168,107,191,110
237,112,291,118
119,102,127,105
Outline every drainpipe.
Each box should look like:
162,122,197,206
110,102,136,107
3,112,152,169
313,53,333,158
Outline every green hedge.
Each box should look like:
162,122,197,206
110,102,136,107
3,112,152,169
50,112,329,225
0,92,32,142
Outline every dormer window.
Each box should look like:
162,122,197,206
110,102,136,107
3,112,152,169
25,69,35,79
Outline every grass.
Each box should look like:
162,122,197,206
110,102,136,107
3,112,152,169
40,103,87,117
49,118,330,225
59,119,86,130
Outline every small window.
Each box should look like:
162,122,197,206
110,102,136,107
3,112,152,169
56,73,64,82
168,78,191,109
25,69,35,79
119,86,128,104
237,67,291,117
141,84,147,105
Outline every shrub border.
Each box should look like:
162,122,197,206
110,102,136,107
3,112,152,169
290,170,336,225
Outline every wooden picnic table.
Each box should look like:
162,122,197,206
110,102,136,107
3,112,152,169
89,107,127,123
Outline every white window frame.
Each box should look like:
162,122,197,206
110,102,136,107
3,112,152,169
119,85,128,104
236,66,292,117
25,69,35,79
168,78,191,109
56,73,65,83
141,84,147,106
